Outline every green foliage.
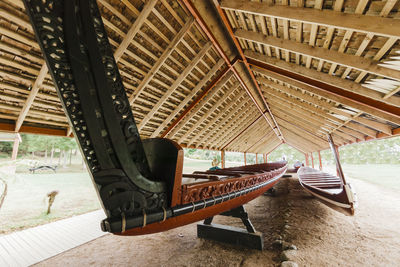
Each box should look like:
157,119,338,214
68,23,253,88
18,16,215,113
321,136,400,165
183,148,220,160
0,134,78,158
268,144,304,166
0,142,12,154
182,136,400,166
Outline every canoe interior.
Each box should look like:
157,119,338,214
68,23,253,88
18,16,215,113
298,167,357,215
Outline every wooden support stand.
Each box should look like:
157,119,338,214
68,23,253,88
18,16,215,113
197,205,264,250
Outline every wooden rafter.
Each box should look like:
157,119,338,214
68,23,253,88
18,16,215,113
244,50,400,108
258,140,281,155
166,71,235,139
249,61,400,125
269,102,356,143
220,0,400,38
138,42,213,130
128,18,194,104
256,76,382,137
261,85,367,140
245,128,275,152
113,0,158,61
235,29,400,81
230,121,270,151
152,58,225,138
211,0,285,142
193,94,250,146
187,90,247,146
179,83,242,144
207,100,257,148
221,110,266,150
15,63,48,132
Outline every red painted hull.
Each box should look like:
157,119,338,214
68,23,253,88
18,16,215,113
116,162,287,236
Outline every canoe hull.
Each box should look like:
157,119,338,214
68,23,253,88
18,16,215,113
103,162,288,235
298,167,356,216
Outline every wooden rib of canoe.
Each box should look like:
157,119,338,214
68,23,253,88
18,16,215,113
297,167,357,215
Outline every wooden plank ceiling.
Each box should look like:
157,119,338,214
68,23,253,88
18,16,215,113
0,0,399,154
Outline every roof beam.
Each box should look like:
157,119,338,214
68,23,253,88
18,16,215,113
262,86,367,140
248,59,400,126
15,63,48,132
256,77,380,136
129,18,194,105
236,29,400,81
188,91,247,146
245,129,276,152
285,140,308,154
166,71,234,139
220,0,400,38
221,110,267,150
279,126,324,152
274,115,332,146
273,109,341,145
179,84,242,144
270,102,356,143
160,61,233,138
194,96,251,147
232,121,271,151
153,58,225,138
138,42,212,131
210,0,285,142
380,0,397,17
243,50,400,108
113,0,158,61
255,137,282,154
0,122,68,137
208,101,257,149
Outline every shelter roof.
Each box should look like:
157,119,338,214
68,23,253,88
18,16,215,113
0,0,399,153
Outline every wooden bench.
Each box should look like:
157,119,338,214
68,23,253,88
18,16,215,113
29,165,58,174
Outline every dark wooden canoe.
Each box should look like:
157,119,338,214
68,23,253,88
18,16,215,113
298,135,357,215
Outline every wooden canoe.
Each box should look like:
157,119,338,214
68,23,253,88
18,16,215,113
23,0,288,236
105,162,288,235
298,135,357,215
297,167,357,215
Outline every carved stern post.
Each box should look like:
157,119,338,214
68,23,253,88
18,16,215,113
23,0,183,233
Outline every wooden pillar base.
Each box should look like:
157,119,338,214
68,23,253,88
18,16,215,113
197,206,264,250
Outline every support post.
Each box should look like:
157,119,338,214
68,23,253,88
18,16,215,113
311,152,314,168
11,134,20,160
318,151,322,170
305,153,309,166
255,153,258,164
335,146,341,176
197,205,263,250
244,152,247,166
221,150,225,169
265,153,268,163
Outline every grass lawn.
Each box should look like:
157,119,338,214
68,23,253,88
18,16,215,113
0,158,398,234
0,170,101,234
323,164,400,192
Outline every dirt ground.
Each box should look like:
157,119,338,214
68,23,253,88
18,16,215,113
36,175,400,267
